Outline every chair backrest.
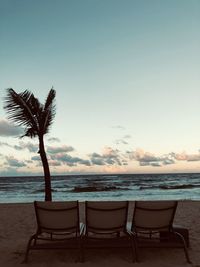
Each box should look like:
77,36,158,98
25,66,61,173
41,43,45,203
34,201,80,233
132,201,177,232
85,201,128,234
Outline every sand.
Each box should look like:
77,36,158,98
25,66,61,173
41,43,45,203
0,201,199,267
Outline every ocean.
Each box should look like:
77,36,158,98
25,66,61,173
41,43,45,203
0,173,199,203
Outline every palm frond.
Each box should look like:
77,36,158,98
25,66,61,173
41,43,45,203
22,127,38,138
4,88,56,138
41,88,56,134
4,88,39,134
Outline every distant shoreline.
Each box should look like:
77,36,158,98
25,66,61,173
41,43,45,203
1,172,200,178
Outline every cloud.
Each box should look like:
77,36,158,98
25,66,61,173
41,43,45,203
47,145,74,154
47,137,60,143
174,152,188,161
139,161,161,167
121,159,128,166
52,153,91,167
0,141,12,148
115,139,128,145
2,142,74,155
49,160,62,166
139,161,150,166
114,134,131,146
112,125,126,130
173,151,200,162
126,149,175,167
151,162,162,167
90,147,126,166
0,140,38,153
25,160,32,164
0,119,23,137
132,149,160,163
14,142,38,153
187,154,200,161
123,135,132,139
6,156,26,167
90,156,105,166
31,156,41,161
162,159,175,165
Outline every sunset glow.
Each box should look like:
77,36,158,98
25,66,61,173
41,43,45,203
0,0,200,176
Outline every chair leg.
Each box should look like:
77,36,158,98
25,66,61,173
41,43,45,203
80,236,85,262
174,231,191,264
132,235,139,262
22,235,36,263
129,236,136,262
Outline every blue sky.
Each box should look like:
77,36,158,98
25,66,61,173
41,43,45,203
0,0,200,176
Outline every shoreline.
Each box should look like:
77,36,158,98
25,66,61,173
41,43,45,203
1,171,200,178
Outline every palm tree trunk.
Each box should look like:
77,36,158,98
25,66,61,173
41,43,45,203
38,135,52,201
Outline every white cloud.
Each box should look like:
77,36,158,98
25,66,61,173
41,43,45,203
174,151,200,162
47,145,74,154
115,139,129,145
51,153,91,167
15,141,38,153
112,125,126,130
0,119,23,137
47,137,60,143
126,148,175,167
6,156,26,167
90,147,126,166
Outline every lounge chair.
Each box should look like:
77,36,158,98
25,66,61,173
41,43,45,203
131,201,191,263
82,201,135,262
23,201,83,263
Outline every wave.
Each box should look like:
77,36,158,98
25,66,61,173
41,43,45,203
32,188,58,193
140,184,200,190
71,186,120,193
159,184,199,190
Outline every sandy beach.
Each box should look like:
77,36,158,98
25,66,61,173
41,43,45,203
0,201,199,267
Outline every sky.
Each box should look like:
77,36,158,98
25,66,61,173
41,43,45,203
0,0,200,176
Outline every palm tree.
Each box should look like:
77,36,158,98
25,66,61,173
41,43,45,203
4,88,56,201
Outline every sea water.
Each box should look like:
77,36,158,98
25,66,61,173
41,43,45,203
0,173,199,203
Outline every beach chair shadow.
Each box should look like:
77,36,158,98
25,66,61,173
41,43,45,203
81,201,135,262
23,201,83,263
131,201,191,263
